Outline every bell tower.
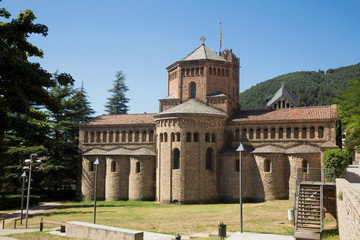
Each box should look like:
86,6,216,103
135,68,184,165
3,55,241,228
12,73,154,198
159,37,240,114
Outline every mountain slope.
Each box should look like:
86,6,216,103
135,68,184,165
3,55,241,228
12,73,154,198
239,63,360,110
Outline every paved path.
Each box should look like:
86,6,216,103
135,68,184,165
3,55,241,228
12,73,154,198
344,165,360,191
0,201,65,222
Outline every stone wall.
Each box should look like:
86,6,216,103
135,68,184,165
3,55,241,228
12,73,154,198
336,179,360,240
156,116,225,204
81,155,106,201
105,156,129,201
129,156,156,201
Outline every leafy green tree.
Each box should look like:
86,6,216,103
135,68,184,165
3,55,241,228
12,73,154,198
334,78,360,154
44,74,94,191
105,71,130,114
239,63,360,110
323,149,350,178
0,5,55,192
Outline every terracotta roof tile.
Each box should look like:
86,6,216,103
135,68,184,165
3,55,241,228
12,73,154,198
230,105,337,122
83,114,155,126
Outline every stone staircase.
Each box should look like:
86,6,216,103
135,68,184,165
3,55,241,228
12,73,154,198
295,184,322,233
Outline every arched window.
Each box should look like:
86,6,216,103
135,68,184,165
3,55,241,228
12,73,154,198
271,128,276,139
186,68,190,76
302,127,307,139
193,132,199,142
318,127,324,138
115,131,120,142
256,128,261,139
191,68,194,76
222,69,224,76
160,133,163,142
186,132,191,142
294,128,299,139
149,131,154,141
142,131,147,142
89,161,94,172
196,67,199,75
205,133,210,142
135,131,140,142
90,131,95,142
249,128,254,139
263,128,268,139
242,128,247,139
84,131,89,143
164,133,168,142
206,148,213,170
279,127,284,139
226,69,229,76
265,160,271,172
235,129,240,141
286,128,291,139
200,67,204,75
128,131,133,142
212,133,216,143
136,162,141,173
111,161,116,172
190,82,196,98
103,131,107,142
96,131,101,142
121,131,126,142
302,160,308,173
209,67,212,75
217,68,220,75
235,159,239,172
171,132,175,142
182,69,185,76
310,127,315,139
109,131,113,142
176,132,180,142
173,148,180,169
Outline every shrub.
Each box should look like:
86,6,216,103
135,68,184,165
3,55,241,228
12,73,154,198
323,149,350,178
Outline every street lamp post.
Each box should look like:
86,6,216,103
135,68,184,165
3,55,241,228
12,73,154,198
93,158,100,224
236,143,245,233
23,153,41,229
20,172,26,225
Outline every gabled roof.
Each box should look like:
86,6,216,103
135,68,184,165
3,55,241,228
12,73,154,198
267,84,299,107
253,145,285,153
84,148,156,156
230,105,337,122
83,149,108,156
180,44,226,62
160,94,178,100
285,145,321,154
83,114,155,126
156,99,227,117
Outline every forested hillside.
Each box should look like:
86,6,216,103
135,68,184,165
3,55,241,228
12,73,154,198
239,63,360,110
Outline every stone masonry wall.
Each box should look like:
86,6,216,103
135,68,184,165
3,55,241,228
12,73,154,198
336,179,360,240
105,156,129,201
129,156,156,201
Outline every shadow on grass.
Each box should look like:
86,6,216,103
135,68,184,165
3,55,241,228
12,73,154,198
321,228,339,239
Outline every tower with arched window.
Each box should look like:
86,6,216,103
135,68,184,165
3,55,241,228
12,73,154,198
159,41,240,114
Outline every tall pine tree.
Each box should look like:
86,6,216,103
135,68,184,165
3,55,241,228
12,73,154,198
44,73,94,191
105,71,130,114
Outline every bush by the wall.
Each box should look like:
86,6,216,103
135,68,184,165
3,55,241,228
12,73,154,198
323,149,351,178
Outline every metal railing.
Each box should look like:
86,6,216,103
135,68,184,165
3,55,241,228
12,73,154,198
295,168,336,185
293,168,335,232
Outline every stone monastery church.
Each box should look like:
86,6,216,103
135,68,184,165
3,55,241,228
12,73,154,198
79,40,338,204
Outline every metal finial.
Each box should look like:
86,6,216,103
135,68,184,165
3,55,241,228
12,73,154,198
200,36,206,45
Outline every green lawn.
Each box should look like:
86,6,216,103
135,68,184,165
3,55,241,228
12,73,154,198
2,200,338,239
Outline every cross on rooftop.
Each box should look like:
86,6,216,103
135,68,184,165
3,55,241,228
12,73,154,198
200,36,206,44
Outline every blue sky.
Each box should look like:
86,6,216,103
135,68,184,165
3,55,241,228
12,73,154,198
3,0,360,115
